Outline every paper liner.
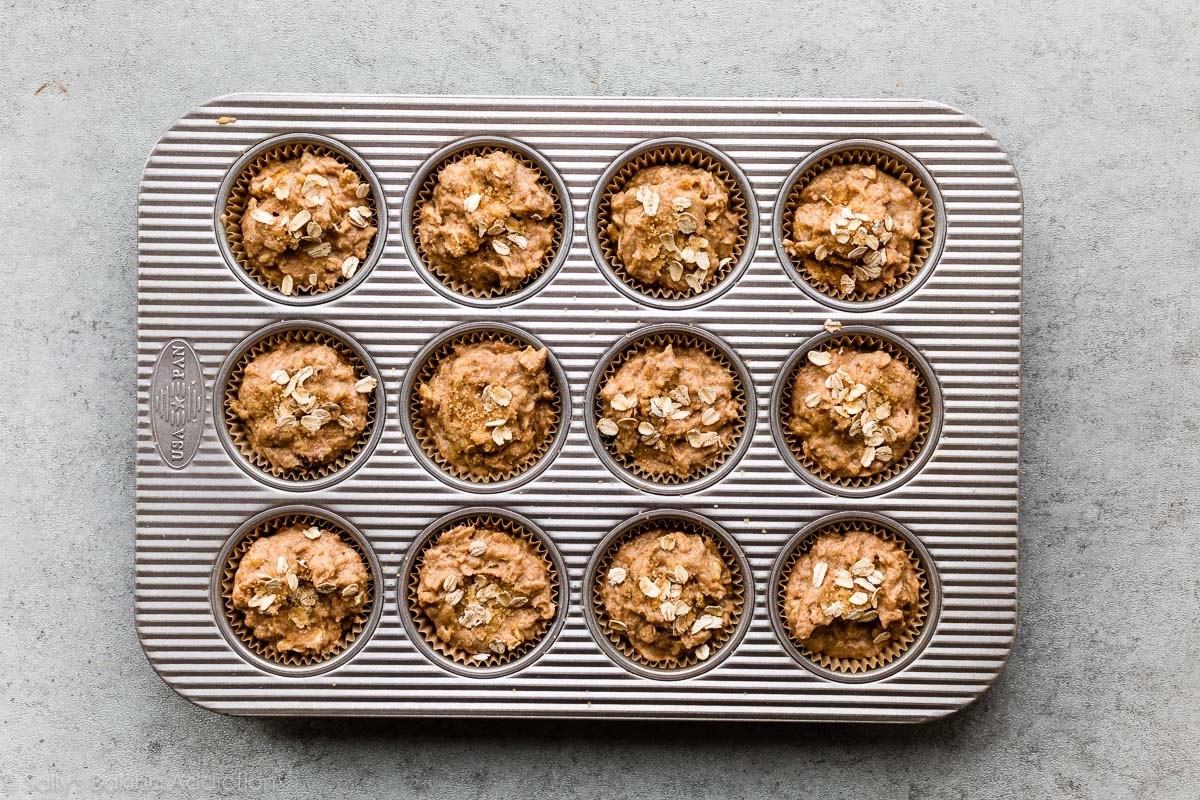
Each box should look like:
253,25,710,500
775,518,930,674
407,329,563,484
404,513,561,669
779,147,936,302
411,144,566,299
220,140,381,297
593,331,747,486
590,516,747,671
778,332,933,489
595,145,751,300
219,511,375,667
222,327,378,482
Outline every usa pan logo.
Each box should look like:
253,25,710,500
150,339,205,469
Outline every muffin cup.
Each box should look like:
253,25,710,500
400,321,570,492
585,324,755,495
588,138,759,310
398,507,568,678
215,320,385,492
584,509,753,680
771,325,942,498
211,505,383,677
773,139,945,312
769,511,940,682
401,136,572,307
216,132,386,305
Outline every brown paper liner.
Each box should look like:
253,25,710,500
220,140,381,296
222,327,378,482
775,518,930,674
591,516,747,671
220,511,375,667
780,147,936,302
778,332,933,489
594,331,747,486
405,513,560,669
408,329,563,484
411,144,566,299
595,145,750,300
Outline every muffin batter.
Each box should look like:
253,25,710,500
416,150,557,293
783,164,923,298
414,522,556,658
596,529,739,663
230,341,374,473
239,151,377,295
606,164,741,293
416,340,556,479
782,528,922,660
786,346,921,479
230,523,369,656
597,343,741,480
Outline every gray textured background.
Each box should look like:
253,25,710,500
2,0,1196,797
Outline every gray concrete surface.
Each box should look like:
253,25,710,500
1,0,1197,797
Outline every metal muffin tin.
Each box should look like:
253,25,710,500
136,95,1021,722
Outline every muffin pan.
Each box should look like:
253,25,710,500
136,95,1021,722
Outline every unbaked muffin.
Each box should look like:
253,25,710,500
783,164,922,299
416,340,557,480
413,522,556,659
230,523,369,656
239,150,377,295
786,346,921,479
416,150,557,294
606,165,741,293
596,343,741,480
596,529,738,663
229,341,375,473
782,528,922,660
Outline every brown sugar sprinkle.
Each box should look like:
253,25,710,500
244,543,363,617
